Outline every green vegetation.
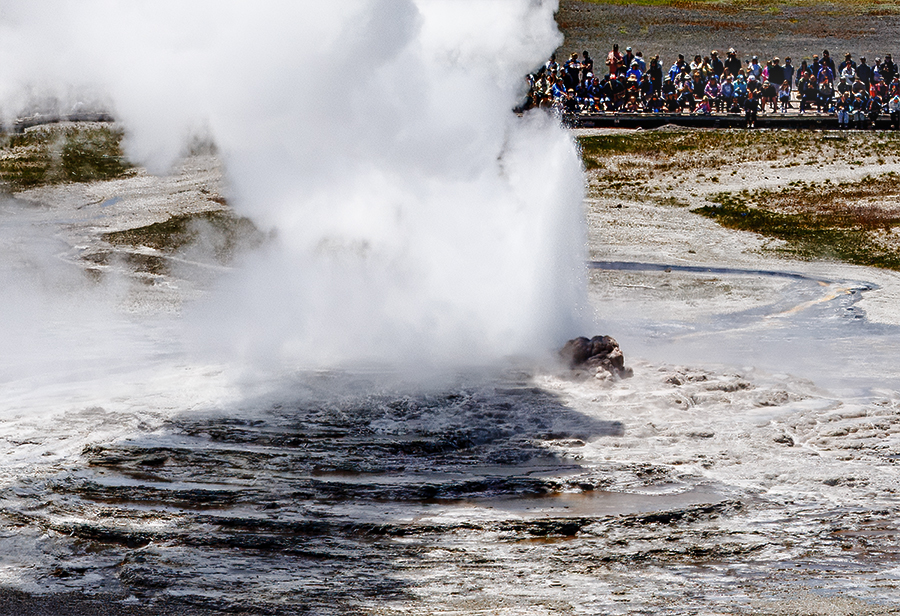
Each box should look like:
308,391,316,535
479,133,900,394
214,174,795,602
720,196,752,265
0,124,132,191
578,129,900,168
695,175,900,269
104,211,264,264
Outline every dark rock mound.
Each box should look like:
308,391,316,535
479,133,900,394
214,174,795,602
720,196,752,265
560,335,633,379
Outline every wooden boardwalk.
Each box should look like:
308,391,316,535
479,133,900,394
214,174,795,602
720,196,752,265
566,110,898,130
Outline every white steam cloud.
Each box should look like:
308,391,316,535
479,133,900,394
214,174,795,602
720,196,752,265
0,1,587,371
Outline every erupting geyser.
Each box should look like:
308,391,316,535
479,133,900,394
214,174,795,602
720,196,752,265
0,0,588,372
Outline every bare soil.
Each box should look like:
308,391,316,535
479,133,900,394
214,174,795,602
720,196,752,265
557,0,900,65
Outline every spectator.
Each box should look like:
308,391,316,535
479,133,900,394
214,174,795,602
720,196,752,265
563,53,582,90
838,75,852,96
840,61,856,83
747,56,763,80
810,54,822,79
607,44,623,76
851,92,868,128
721,75,735,112
769,57,785,87
889,92,900,129
563,89,579,113
778,80,792,112
733,74,748,110
822,49,836,77
711,51,724,77
634,51,647,72
835,92,851,129
799,73,817,114
857,57,873,86
626,61,643,82
817,78,834,112
872,74,888,100
639,73,653,103
545,54,558,75
869,91,883,128
705,75,722,112
690,54,704,75
700,56,715,81
623,46,635,69
669,54,686,81
677,79,696,112
691,70,705,98
839,53,856,76
891,75,900,97
623,93,641,112
744,88,760,128
747,74,761,95
783,57,795,98
796,60,809,88
649,55,663,93
694,95,712,115
725,48,742,77
663,77,678,111
582,50,594,76
761,80,778,112
817,60,834,86
881,54,898,84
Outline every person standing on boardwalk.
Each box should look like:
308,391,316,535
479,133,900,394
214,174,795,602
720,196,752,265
607,44,623,77
839,53,856,79
851,92,868,129
733,74,748,110
799,72,817,114
705,75,722,112
721,75,735,112
822,50,836,78
711,51,724,78
817,78,834,113
744,88,759,128
725,48,742,78
778,80,792,112
582,51,594,77
669,54,686,81
857,57,873,87
747,56,763,80
881,55,898,85
868,90,884,128
835,91,851,129
889,92,900,129
649,55,663,93
564,53,582,90
783,57,795,104
623,46,635,70
768,58,785,89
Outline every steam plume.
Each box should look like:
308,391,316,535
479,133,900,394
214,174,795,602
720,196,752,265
0,0,587,371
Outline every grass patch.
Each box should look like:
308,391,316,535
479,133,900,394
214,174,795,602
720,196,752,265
0,124,132,191
104,211,264,264
695,175,900,269
578,129,900,165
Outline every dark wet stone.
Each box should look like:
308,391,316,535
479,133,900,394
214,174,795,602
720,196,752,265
774,434,795,446
119,566,175,589
560,335,632,378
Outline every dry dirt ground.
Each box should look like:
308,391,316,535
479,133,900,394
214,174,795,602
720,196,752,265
556,0,900,67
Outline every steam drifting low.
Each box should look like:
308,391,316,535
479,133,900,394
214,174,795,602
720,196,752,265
0,0,586,371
